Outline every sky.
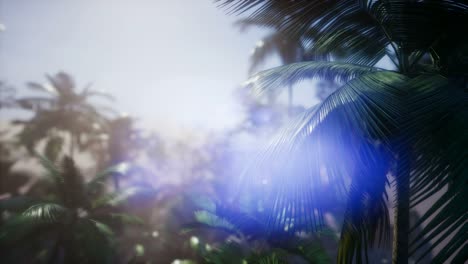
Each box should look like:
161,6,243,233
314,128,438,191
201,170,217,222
0,0,288,137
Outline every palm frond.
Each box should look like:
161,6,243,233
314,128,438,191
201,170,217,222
220,0,468,74
59,156,90,209
219,0,386,64
73,218,115,263
0,218,44,246
36,153,62,183
0,196,40,213
0,202,68,246
22,203,69,223
186,196,268,239
371,0,468,53
244,61,381,98
203,241,246,264
81,85,115,101
295,238,333,264
247,33,285,74
236,71,407,235
219,1,468,263
26,82,57,95
92,186,157,208
16,97,53,110
86,162,132,192
192,210,239,234
45,72,75,98
338,143,392,264
404,75,468,262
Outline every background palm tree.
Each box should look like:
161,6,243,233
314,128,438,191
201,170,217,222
237,15,306,112
14,72,114,157
217,1,468,263
237,6,353,113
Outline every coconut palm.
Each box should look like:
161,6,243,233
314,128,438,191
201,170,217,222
15,72,114,157
0,155,155,263
237,16,306,111
217,1,468,263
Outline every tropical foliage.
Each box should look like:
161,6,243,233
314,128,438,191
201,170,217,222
0,155,154,263
185,196,335,264
14,72,114,156
217,0,468,263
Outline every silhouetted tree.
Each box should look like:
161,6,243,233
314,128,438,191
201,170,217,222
15,72,114,157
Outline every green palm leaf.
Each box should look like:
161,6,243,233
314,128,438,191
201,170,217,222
220,0,468,74
337,142,392,263
21,203,69,223
238,71,407,236
247,33,294,75
0,203,69,245
403,75,468,262
244,61,380,98
73,218,115,264
86,162,132,192
203,241,246,264
192,210,239,234
0,196,40,213
26,81,57,95
92,186,157,208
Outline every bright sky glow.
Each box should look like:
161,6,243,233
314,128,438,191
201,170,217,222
0,0,278,137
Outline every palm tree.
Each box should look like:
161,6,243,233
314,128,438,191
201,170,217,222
0,155,155,263
237,16,306,112
15,72,114,157
82,116,141,189
217,1,467,263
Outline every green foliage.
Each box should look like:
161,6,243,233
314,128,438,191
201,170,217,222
186,197,336,264
92,185,157,208
0,155,154,263
244,61,380,98
217,1,468,263
44,136,64,163
88,162,132,189
194,210,238,233
14,72,114,155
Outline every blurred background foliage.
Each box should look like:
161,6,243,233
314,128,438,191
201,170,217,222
1,70,327,263
1,61,335,263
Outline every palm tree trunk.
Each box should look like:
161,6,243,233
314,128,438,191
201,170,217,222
48,236,62,263
393,51,411,264
392,151,411,264
288,85,293,116
69,133,75,158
